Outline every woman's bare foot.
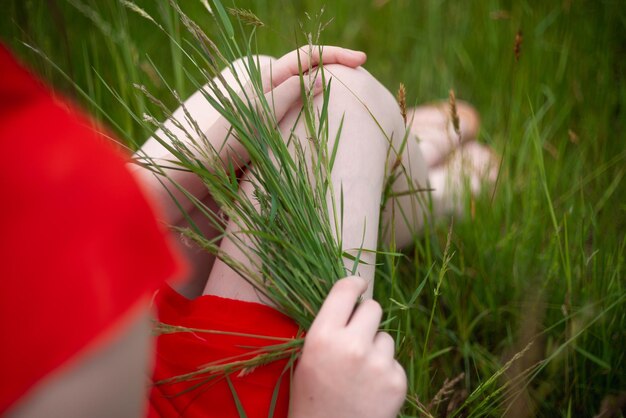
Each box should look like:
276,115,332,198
407,101,480,167
427,141,498,216
407,101,498,219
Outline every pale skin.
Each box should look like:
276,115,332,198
10,46,496,417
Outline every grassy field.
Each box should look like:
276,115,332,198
2,1,625,416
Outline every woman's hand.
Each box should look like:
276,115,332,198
260,45,367,93
205,46,368,170
290,277,407,418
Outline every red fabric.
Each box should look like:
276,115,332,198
149,285,301,418
0,45,185,413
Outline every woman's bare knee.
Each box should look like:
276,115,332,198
321,64,404,134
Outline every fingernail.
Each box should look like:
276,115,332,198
346,275,367,287
346,49,366,59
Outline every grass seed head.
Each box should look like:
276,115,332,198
448,89,461,141
515,29,523,62
397,83,407,126
228,7,264,27
427,372,465,413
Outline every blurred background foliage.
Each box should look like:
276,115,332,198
2,1,625,416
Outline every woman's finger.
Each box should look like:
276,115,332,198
264,46,366,91
346,299,383,342
373,331,396,360
309,277,368,334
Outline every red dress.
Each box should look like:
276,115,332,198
148,285,300,417
0,45,299,417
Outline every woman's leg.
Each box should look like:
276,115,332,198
204,64,409,301
201,63,497,303
381,101,498,249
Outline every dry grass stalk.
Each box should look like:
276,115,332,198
156,346,299,385
154,322,298,342
427,372,465,413
502,291,546,418
120,1,162,30
168,0,227,71
446,388,468,416
470,195,476,220
228,7,264,27
448,89,461,141
514,30,523,62
410,395,435,418
594,391,626,418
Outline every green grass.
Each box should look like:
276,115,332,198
2,1,625,416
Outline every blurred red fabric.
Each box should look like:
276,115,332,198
0,45,184,413
148,285,300,418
